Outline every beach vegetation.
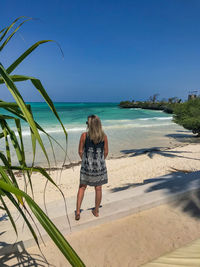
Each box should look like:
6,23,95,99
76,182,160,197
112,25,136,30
168,97,182,104
119,95,181,114
149,93,159,103
0,17,85,266
173,97,200,136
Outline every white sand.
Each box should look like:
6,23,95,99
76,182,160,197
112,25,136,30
4,201,200,266
1,143,200,266
11,143,200,208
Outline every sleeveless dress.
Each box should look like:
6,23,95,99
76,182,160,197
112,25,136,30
80,135,108,186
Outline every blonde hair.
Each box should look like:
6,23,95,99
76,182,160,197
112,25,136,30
87,115,105,144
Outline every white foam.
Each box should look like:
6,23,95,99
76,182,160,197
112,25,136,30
16,116,173,137
103,119,133,123
139,116,172,121
104,122,173,130
156,117,172,120
18,127,86,136
138,118,150,121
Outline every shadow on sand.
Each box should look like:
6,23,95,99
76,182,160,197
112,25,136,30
110,170,200,220
0,214,8,222
0,240,52,267
110,182,144,193
120,146,199,161
165,132,200,144
145,171,200,219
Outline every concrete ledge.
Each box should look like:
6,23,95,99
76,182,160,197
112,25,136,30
1,171,200,255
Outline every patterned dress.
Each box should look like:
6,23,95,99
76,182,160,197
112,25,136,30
80,135,108,186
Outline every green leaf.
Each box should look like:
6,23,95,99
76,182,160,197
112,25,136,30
0,64,50,166
0,120,11,165
0,166,23,205
31,78,68,137
6,41,52,74
1,120,23,165
0,16,27,42
0,17,83,265
0,99,66,153
15,118,25,163
0,180,85,266
3,190,39,245
0,27,7,36
0,75,67,138
0,17,32,52
0,75,68,166
0,152,18,187
0,101,19,107
0,193,18,235
2,120,35,196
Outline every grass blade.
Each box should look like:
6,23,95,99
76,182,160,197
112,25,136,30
0,99,66,153
3,190,39,246
6,41,52,74
0,121,11,165
0,75,67,139
0,193,18,235
0,180,85,266
0,152,18,187
0,16,27,42
0,64,50,166
0,17,32,52
2,120,23,165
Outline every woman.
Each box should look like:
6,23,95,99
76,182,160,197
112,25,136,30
75,115,108,220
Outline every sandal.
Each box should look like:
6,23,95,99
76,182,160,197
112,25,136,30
75,213,80,221
92,209,99,217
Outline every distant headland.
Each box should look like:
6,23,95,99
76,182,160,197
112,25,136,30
119,94,183,114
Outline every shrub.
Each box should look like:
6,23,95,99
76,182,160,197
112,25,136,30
173,98,200,135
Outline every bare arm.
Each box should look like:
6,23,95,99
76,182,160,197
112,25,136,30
78,132,86,159
104,135,108,159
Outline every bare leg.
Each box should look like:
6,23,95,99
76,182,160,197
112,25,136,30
93,185,102,217
76,184,87,219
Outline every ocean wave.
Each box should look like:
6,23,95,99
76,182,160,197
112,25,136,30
103,117,172,124
139,116,172,121
16,121,174,137
103,119,133,123
17,126,86,136
103,122,173,130
154,117,172,120
14,116,173,137
138,118,150,121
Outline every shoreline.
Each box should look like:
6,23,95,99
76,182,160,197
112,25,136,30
14,140,192,175
7,141,200,210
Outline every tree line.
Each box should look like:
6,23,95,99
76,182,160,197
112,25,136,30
119,94,200,136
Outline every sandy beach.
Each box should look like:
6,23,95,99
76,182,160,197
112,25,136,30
4,200,200,266
11,142,200,207
1,142,200,266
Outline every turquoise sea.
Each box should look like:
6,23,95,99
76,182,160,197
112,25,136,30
2,102,185,166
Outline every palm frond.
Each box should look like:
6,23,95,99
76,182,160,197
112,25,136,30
0,193,18,235
0,17,85,266
0,17,26,41
0,99,66,153
0,180,85,266
0,17,32,51
6,41,52,74
0,64,50,166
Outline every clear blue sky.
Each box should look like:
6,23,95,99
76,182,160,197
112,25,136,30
1,0,200,102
